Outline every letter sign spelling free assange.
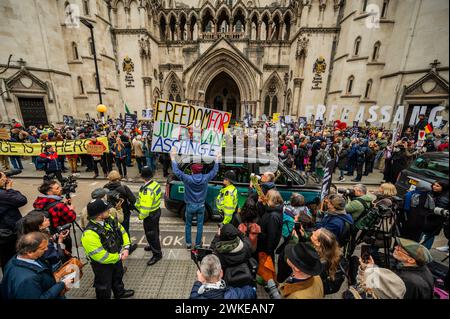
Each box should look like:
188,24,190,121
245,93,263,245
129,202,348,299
151,99,231,156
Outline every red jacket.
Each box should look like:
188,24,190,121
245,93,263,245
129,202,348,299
33,196,76,230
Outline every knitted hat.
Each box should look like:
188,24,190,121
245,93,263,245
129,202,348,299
191,163,203,174
363,266,406,299
91,188,108,199
397,237,433,266
219,224,241,242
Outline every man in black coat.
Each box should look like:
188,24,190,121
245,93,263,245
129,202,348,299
0,171,27,273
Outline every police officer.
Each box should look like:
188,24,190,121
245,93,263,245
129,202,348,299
81,198,134,299
216,170,238,225
136,166,162,266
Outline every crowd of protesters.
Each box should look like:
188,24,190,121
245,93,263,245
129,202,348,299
0,114,448,300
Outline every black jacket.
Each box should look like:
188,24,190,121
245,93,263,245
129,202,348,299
210,235,252,269
395,264,434,299
257,205,283,258
0,189,28,231
104,181,136,214
337,148,349,170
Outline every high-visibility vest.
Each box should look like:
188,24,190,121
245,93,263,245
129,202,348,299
81,217,130,264
136,180,161,220
216,184,238,224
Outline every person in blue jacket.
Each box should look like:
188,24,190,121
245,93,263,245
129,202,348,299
316,194,353,246
170,150,220,249
190,254,256,299
1,232,72,299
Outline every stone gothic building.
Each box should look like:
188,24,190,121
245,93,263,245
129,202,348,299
0,0,448,128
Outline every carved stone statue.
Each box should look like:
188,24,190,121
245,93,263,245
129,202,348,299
139,36,151,58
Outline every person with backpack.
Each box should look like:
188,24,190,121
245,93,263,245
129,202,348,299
0,171,27,273
32,180,76,254
210,224,255,288
344,184,376,222
316,194,353,246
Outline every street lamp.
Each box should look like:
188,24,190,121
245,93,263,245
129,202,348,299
283,72,289,116
97,104,107,124
80,17,102,105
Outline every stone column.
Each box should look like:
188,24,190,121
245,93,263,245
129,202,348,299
268,19,273,40
257,21,261,40
187,23,191,40
245,18,251,38
176,22,180,41
279,23,284,41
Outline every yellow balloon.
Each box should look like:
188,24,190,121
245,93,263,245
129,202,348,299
97,104,107,113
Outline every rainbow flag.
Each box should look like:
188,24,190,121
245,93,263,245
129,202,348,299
425,123,433,134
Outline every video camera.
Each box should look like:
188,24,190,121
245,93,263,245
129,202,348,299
4,169,22,178
190,248,213,270
434,207,449,219
61,175,78,197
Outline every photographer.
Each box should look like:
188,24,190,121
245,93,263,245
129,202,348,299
1,232,72,299
0,171,28,273
80,188,124,229
278,242,324,299
316,194,353,245
190,254,256,299
32,180,76,253
344,184,376,222
17,211,69,272
210,224,255,288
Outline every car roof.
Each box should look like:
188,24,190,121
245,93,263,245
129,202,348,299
418,152,449,160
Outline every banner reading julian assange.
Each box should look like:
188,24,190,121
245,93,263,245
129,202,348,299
0,136,109,156
151,99,232,156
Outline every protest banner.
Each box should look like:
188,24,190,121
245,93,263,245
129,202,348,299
0,128,10,140
151,99,231,156
142,109,153,119
0,136,109,156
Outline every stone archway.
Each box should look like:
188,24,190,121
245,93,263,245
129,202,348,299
205,71,241,120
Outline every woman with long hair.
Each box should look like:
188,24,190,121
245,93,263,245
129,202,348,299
17,211,69,272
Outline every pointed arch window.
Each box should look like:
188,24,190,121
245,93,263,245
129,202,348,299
88,37,94,56
372,42,381,61
78,77,84,95
83,0,90,16
72,42,79,60
381,0,389,18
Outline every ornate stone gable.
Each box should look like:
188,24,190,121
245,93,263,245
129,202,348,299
404,70,449,97
5,68,48,93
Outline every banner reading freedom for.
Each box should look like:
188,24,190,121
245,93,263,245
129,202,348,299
151,99,231,156
0,136,109,156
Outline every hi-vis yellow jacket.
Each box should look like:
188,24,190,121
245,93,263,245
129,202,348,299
216,184,238,224
81,217,130,264
136,180,161,220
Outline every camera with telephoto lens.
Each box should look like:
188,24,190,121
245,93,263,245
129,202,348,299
56,223,72,233
338,188,356,199
62,175,78,196
4,169,22,178
190,248,213,269
107,190,122,207
265,279,282,299
434,207,449,219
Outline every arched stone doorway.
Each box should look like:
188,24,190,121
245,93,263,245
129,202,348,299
205,72,240,120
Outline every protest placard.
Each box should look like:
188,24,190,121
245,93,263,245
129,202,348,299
141,124,150,138
86,144,105,156
124,114,137,129
151,99,231,156
273,113,280,123
320,159,335,202
0,128,10,140
142,109,153,119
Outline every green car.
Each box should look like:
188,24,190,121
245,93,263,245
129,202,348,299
164,156,322,222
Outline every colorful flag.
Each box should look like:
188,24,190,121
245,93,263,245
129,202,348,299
425,123,433,134
125,103,132,114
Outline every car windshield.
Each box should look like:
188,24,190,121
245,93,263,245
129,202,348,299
410,155,449,179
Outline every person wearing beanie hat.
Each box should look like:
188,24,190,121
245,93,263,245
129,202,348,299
315,194,353,244
81,198,134,299
170,149,220,249
209,224,254,288
216,170,238,225
135,166,163,266
278,242,324,299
